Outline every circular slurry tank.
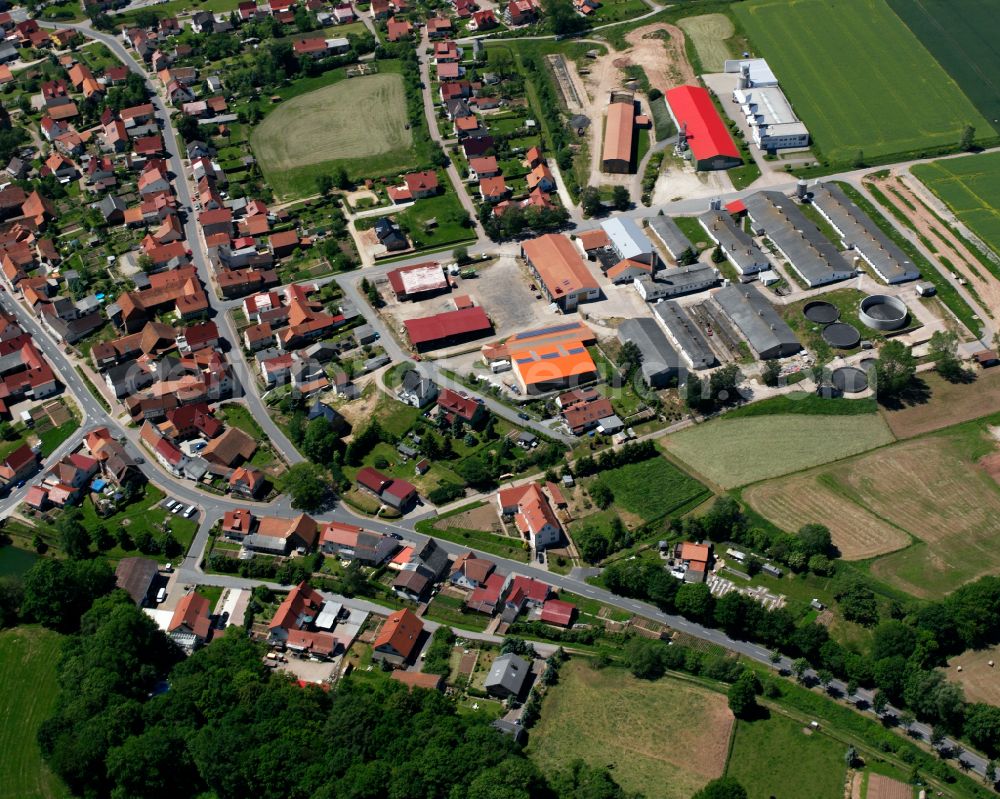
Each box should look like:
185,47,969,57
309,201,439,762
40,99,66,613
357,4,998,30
859,294,909,331
822,322,862,349
803,300,840,324
859,357,877,373
832,367,869,394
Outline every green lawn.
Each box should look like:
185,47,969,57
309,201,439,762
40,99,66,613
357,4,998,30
418,518,530,562
725,712,846,799
734,0,991,164
424,592,490,632
913,152,1000,261
592,456,710,522
0,626,68,799
394,192,475,252
219,403,265,439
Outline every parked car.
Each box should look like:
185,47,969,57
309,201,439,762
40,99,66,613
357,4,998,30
183,505,197,518
517,412,530,421
155,587,166,603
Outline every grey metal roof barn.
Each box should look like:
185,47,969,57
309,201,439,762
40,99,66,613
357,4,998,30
653,301,718,370
602,217,657,264
809,182,920,284
713,283,801,359
484,653,531,698
698,211,770,276
618,317,680,388
647,215,694,259
634,262,718,301
743,191,854,288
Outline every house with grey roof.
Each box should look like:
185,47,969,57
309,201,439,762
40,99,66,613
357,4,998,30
809,182,920,284
601,217,660,268
618,317,680,388
647,216,695,261
713,283,801,359
743,191,853,288
699,211,770,277
484,653,531,698
397,369,438,407
653,301,717,370
633,262,718,301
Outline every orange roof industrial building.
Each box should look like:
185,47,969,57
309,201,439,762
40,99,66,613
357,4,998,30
602,92,637,174
520,233,599,311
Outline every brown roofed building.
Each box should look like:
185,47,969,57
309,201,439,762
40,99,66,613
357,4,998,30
521,233,599,311
372,607,424,666
602,92,636,174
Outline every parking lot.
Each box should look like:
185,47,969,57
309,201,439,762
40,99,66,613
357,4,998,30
161,497,200,521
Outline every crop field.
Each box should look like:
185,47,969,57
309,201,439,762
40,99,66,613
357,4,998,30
882,368,1000,438
528,661,733,799
677,14,734,73
593,455,711,521
734,0,991,163
887,0,1000,131
743,473,911,560
251,73,415,198
941,644,1000,706
0,626,67,799
725,713,846,799
662,414,895,489
913,153,1000,259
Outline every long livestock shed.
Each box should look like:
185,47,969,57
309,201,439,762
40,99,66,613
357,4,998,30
653,300,718,370
647,216,694,261
618,317,679,388
743,191,854,288
809,182,920,284
699,210,770,277
713,283,801,359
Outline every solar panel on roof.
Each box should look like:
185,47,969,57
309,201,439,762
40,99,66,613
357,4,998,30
567,346,584,354
514,322,579,339
540,352,559,359
515,356,533,364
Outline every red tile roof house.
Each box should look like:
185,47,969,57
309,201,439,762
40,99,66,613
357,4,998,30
501,574,551,622
497,483,561,549
386,18,412,41
372,607,424,667
426,15,453,38
229,465,266,498
465,572,506,614
387,170,440,204
169,591,213,650
436,387,485,426
320,521,397,564
222,507,256,540
268,581,338,658
355,466,418,512
0,443,38,486
540,598,576,627
479,176,510,203
269,230,301,259
468,155,499,180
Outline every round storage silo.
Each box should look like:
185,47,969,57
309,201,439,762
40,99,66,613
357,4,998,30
859,295,908,331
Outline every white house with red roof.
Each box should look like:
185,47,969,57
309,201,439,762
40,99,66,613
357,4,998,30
496,483,561,549
169,592,213,651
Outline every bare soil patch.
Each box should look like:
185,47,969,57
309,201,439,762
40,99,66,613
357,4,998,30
623,23,696,94
866,773,913,799
743,473,910,560
447,503,505,534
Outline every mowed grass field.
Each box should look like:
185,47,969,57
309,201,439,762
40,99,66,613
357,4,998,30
882,368,1000,439
0,626,67,799
747,429,1000,598
251,72,415,198
743,473,911,561
662,414,895,489
887,0,1000,131
528,661,733,799
677,14,734,72
941,644,1000,707
913,153,1000,260
725,713,846,799
734,0,991,163
593,455,711,521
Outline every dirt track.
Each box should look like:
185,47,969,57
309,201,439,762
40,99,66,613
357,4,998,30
869,173,1000,319
576,22,696,187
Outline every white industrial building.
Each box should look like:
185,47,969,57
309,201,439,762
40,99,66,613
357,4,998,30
734,87,809,151
724,58,779,87
601,217,660,268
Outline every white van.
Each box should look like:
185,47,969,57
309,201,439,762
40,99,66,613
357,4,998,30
183,505,196,518
155,587,166,604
